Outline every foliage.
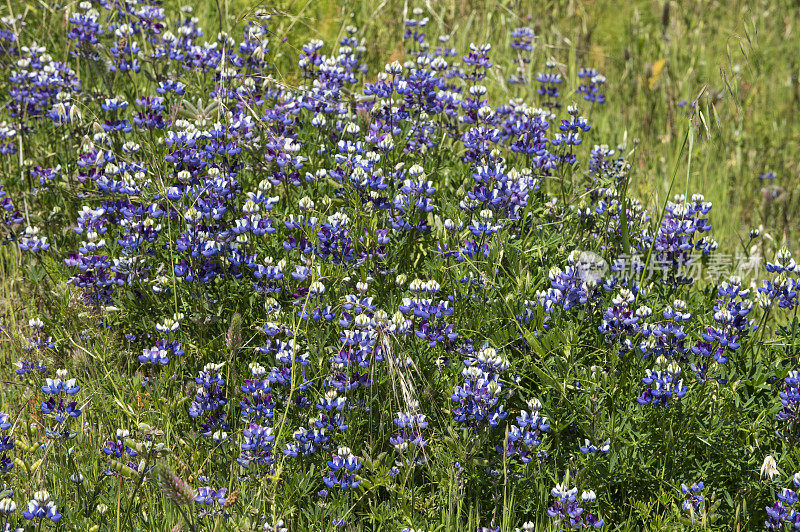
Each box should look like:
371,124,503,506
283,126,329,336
0,1,799,531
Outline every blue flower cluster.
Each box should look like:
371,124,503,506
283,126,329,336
548,482,605,529
766,473,800,530
40,370,81,440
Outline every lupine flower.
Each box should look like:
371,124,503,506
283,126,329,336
598,288,640,355
681,482,704,514
22,490,61,523
651,194,714,282
510,27,535,52
0,497,16,516
577,68,606,104
194,486,228,519
548,482,605,528
263,519,288,532
15,358,47,376
535,60,563,109
636,357,687,408
40,369,82,439
580,438,610,454
323,446,362,490
101,429,138,476
498,398,549,463
0,412,13,474
67,6,104,46
777,371,800,440
0,184,23,228
139,340,184,365
189,363,227,418
18,226,50,252
637,299,691,362
508,27,535,85
452,347,509,429
765,472,800,529
390,407,428,456
239,423,275,470
759,248,799,310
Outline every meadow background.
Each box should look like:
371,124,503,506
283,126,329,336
0,0,800,531
215,0,800,248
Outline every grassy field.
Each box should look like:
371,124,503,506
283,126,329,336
0,0,799,530
243,0,800,248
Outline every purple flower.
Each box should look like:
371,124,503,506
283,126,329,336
681,482,704,513
22,491,61,523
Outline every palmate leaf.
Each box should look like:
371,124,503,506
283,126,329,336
177,98,222,123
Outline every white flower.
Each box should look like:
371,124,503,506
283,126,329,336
0,498,16,514
760,455,779,479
